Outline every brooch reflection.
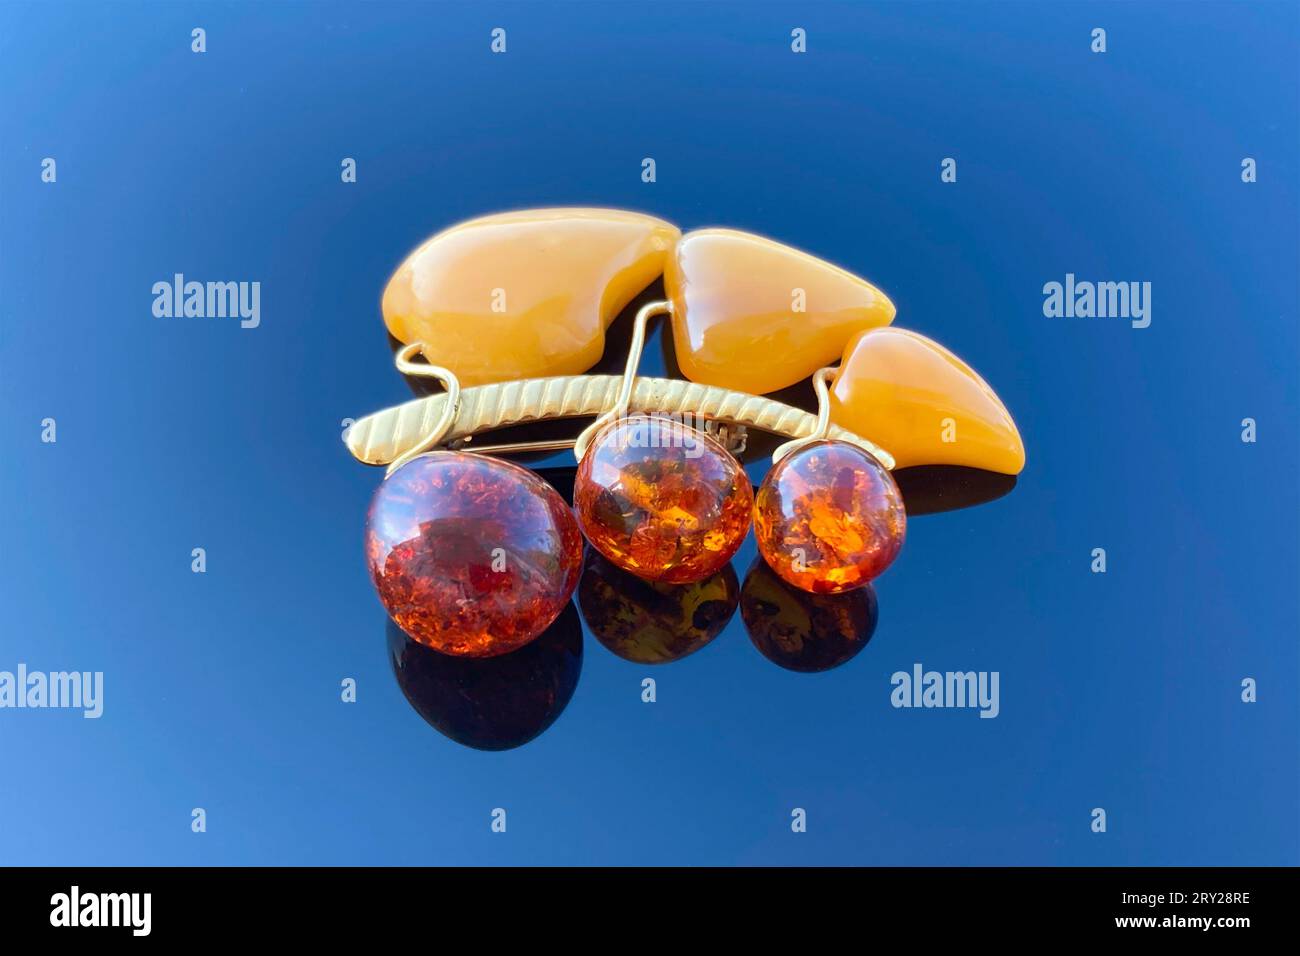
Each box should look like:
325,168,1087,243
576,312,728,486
348,207,1025,663
389,547,884,750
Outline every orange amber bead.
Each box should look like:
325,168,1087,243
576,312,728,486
754,441,905,594
573,416,753,584
366,452,582,657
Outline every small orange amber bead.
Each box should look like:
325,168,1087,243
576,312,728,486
754,441,905,594
574,416,753,584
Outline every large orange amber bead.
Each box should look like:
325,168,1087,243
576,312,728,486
754,441,905,594
366,452,582,657
382,208,680,387
574,416,753,584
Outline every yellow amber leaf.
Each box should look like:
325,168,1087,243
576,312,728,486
664,228,895,394
828,328,1026,475
382,208,680,386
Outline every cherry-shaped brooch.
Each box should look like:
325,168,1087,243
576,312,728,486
348,208,1025,657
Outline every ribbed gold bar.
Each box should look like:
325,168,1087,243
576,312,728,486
345,374,895,470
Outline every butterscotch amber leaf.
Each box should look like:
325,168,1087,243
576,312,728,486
829,327,1026,474
665,228,895,394
382,208,680,387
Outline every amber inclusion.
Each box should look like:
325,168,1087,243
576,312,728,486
664,228,895,394
381,208,680,387
573,415,753,584
366,452,582,657
754,440,905,594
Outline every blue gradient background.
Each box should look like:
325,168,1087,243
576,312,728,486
1,1,1296,865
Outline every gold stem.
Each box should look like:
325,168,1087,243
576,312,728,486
770,365,836,464
571,299,672,461
384,343,461,476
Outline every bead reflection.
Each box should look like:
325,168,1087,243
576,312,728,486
577,550,738,664
739,558,878,672
386,602,582,751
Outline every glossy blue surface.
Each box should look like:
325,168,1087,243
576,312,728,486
1,1,1296,865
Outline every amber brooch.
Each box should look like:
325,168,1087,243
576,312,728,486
347,208,1025,658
